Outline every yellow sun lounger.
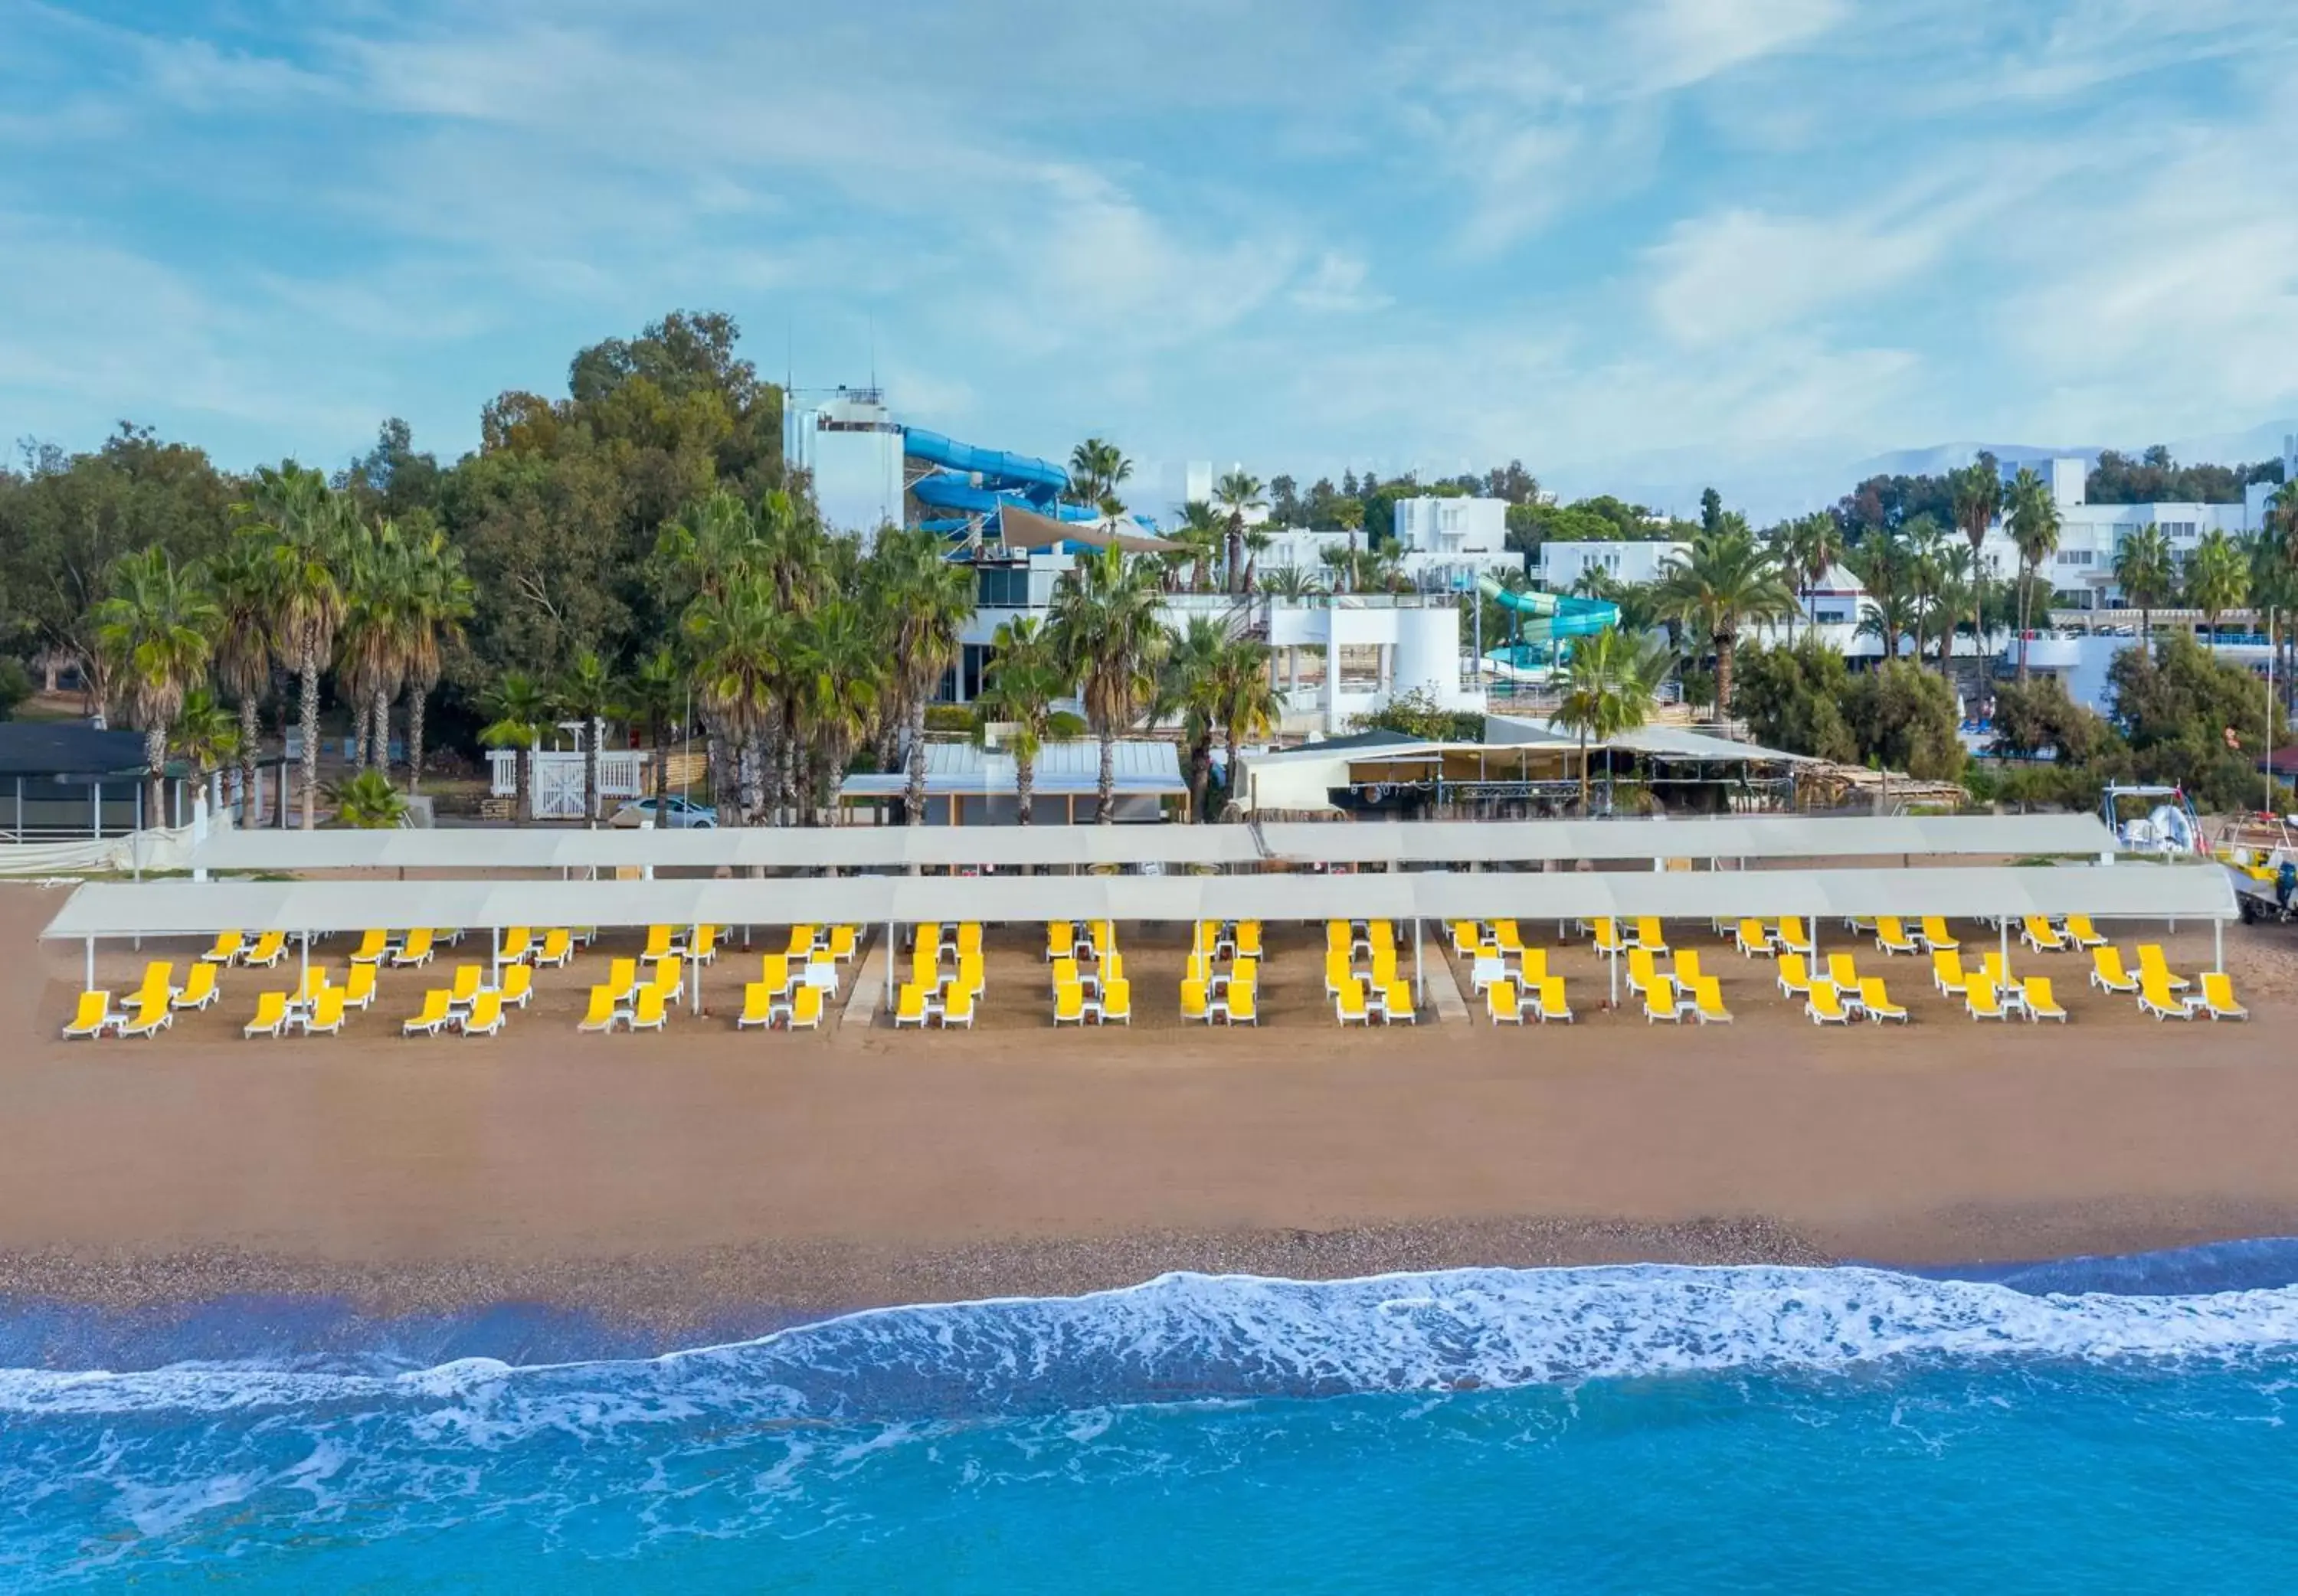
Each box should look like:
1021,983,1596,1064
1734,918,1776,957
627,986,669,1032
1180,977,1212,1022
347,928,391,966
391,929,435,969
1918,917,1959,953
172,963,220,1012
1931,950,1969,996
1776,953,1812,999
1690,976,1731,1024
1590,918,1628,957
1857,977,1908,1024
493,963,534,1008
1804,980,1852,1025
1642,974,1687,1023
244,930,288,968
1776,917,1815,957
578,985,623,1033
2196,971,2247,1021
2088,946,2137,994
535,929,574,969
2136,944,2189,993
242,990,290,1039
1874,917,1922,956
201,930,246,966
2138,973,2193,1021
1964,976,2010,1021
2021,976,2067,1022
1052,982,1087,1025
1632,917,1669,953
1625,947,1659,998
63,989,118,1040
791,984,828,1030
1485,978,1523,1025
303,989,348,1037
1380,980,1415,1024
893,983,930,1028
1098,977,1132,1025
1223,983,1259,1025
1532,976,1574,1023
1826,953,1860,993
1673,950,1703,988
402,989,453,1037
2019,916,2070,953
1337,976,1373,1025
2064,915,2109,950
499,927,535,964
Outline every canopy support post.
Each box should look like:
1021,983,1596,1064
1999,917,2009,982
1413,917,1423,1006
491,926,501,976
300,931,309,993
2215,917,2224,975
885,921,896,1016
85,937,93,992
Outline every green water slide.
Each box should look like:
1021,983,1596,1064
1475,577,1619,671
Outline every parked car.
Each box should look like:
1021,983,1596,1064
608,795,719,829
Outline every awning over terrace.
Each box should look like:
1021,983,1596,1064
188,811,2117,875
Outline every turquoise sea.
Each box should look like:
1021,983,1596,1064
6,1247,2298,1591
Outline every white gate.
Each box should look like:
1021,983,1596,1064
533,758,585,821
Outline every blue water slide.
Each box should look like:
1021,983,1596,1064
1475,577,1619,643
908,472,1105,524
900,428,1069,507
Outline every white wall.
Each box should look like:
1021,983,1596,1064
1537,540,1686,590
1393,496,1507,554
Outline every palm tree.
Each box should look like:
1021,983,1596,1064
1776,511,1841,646
1156,615,1229,823
625,646,686,806
878,527,975,826
335,520,415,773
1903,515,1950,673
1214,469,1265,594
789,597,882,819
1262,563,1321,600
683,581,781,824
1848,530,1910,660
1653,520,1795,718
169,686,240,815
2113,523,2175,645
400,526,472,792
1067,438,1131,509
1950,460,2004,672
975,616,1073,826
93,548,218,823
1551,626,1670,813
1169,501,1225,593
1239,525,1275,595
1929,541,1976,678
2185,528,2249,648
557,649,619,826
1213,636,1281,820
478,672,554,824
234,464,347,829
1048,544,1168,823
2005,466,2062,682
1856,588,1921,662
205,535,274,825
326,768,408,829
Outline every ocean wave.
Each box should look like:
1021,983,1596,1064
5,1262,2298,1428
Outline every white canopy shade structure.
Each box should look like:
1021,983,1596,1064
45,862,2232,942
186,812,2117,875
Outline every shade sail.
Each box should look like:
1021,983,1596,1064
189,812,2116,875
44,861,2234,940
994,501,1180,554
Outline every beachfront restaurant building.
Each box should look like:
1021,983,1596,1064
1236,722,1816,821
838,738,1191,825
0,723,190,839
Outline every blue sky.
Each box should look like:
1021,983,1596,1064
5,0,2296,521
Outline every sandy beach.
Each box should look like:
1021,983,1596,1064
5,881,2297,1329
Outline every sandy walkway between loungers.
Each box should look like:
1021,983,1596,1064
3,879,2296,1323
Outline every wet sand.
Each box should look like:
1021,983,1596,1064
5,881,2296,1326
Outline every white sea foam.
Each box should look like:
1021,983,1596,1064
4,1264,2298,1431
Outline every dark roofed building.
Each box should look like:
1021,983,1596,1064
0,722,187,838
